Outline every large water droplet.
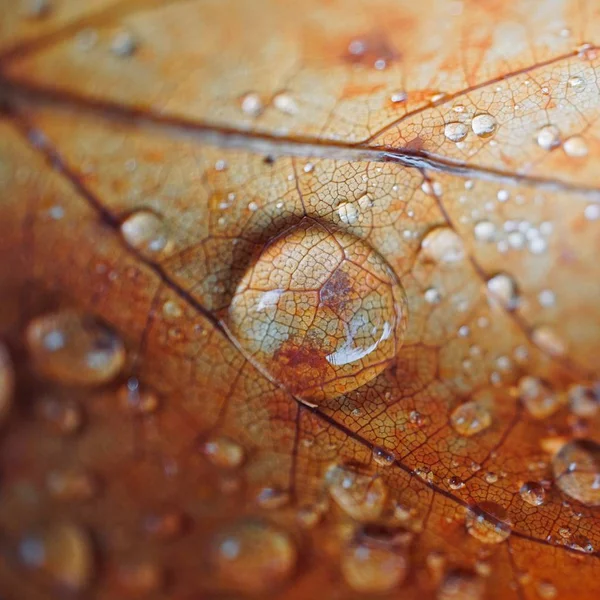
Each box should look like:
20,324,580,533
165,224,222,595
444,121,469,142
201,435,245,469
26,310,125,386
519,481,546,506
0,342,14,424
450,401,491,437
227,219,408,403
552,440,600,506
19,522,94,591
326,464,387,521
471,113,497,138
518,376,561,419
465,501,512,543
120,210,172,259
340,526,409,593
421,227,465,263
437,569,485,600
212,519,296,593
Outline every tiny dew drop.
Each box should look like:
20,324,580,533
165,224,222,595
519,481,546,506
326,464,387,521
46,469,99,502
26,310,125,386
18,522,95,592
212,519,296,594
536,125,561,150
450,401,492,437
35,397,83,435
563,135,588,157
552,439,600,506
437,569,485,600
465,501,512,544
444,121,469,142
118,378,160,416
340,526,409,593
372,446,395,467
200,435,245,469
110,31,137,57
272,91,298,115
471,113,497,138
120,210,172,259
518,376,562,419
421,227,465,263
0,342,14,424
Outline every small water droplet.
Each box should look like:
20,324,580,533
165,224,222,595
421,227,465,263
340,526,409,593
444,121,469,142
518,376,561,419
532,326,566,357
212,519,296,593
372,447,395,467
19,522,94,591
486,273,518,309
568,384,599,418
448,476,465,490
520,481,546,506
465,501,512,544
111,30,137,57
552,439,600,506
450,401,492,437
567,75,586,91
424,287,442,304
120,210,172,259
326,464,387,521
484,472,498,484
584,204,600,221
272,91,298,115
201,436,245,469
241,92,264,117
563,135,588,158
474,221,496,242
46,469,99,501
26,310,125,386
437,569,485,600
118,378,159,415
536,125,560,150
390,90,407,103
471,113,497,138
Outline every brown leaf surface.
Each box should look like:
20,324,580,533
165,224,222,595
0,0,599,598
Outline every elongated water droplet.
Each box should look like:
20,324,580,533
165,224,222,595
518,376,562,419
201,436,245,469
212,519,296,594
390,90,407,103
471,113,497,138
536,125,560,150
372,447,395,467
19,522,95,591
563,135,588,157
227,219,408,404
450,401,491,437
444,121,468,142
26,310,125,386
465,501,512,544
120,210,172,259
421,227,465,263
552,440,600,506
326,464,387,521
519,481,546,506
0,342,14,424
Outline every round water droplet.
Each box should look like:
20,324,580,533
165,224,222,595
143,510,187,540
326,464,387,521
111,31,137,57
19,522,94,591
563,135,588,158
474,221,496,242
421,227,465,263
486,273,518,309
567,75,586,91
471,113,497,138
465,501,512,544
552,439,600,506
0,342,14,424
444,121,469,142
118,378,159,415
26,310,125,386
35,397,83,435
201,435,245,469
518,376,561,419
568,384,599,418
46,469,98,501
212,519,296,594
240,92,264,117
536,125,560,150
450,401,492,437
520,481,546,506
448,476,465,490
272,91,298,115
437,569,485,600
120,210,172,259
340,527,409,593
372,447,395,467
227,219,408,404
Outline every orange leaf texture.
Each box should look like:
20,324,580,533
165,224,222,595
1,0,600,598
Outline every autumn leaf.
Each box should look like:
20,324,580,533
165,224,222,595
0,0,600,598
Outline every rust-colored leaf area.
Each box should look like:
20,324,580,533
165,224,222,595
1,0,600,598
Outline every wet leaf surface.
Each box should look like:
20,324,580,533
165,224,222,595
0,0,599,598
